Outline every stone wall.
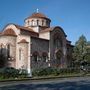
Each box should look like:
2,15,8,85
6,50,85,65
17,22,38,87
0,35,16,67
49,27,67,68
31,37,49,69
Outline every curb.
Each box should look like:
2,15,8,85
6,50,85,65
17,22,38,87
0,74,90,82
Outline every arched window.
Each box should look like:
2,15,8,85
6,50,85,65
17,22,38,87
0,44,3,55
19,48,22,60
7,44,10,58
54,34,62,49
42,20,44,26
42,52,48,62
46,20,49,26
37,20,39,26
33,51,39,62
27,20,29,25
31,20,34,26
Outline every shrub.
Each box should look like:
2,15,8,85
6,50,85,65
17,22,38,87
32,67,81,77
0,67,28,79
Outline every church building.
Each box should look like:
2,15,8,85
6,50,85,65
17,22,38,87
0,11,73,76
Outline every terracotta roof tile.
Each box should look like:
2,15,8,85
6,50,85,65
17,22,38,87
2,28,17,36
14,24,39,37
18,39,28,43
26,12,51,21
15,24,34,32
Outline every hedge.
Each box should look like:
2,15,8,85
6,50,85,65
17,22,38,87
0,67,28,79
32,67,81,76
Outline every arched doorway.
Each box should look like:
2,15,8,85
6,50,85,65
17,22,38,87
55,49,63,67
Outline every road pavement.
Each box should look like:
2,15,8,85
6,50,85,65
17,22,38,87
0,76,90,90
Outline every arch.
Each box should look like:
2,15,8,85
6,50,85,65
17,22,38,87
55,49,63,67
53,33,63,49
53,26,67,37
55,49,63,60
37,19,39,26
0,43,4,48
31,20,34,26
6,44,11,58
19,48,23,60
42,52,48,62
32,51,39,62
2,23,19,35
27,20,30,26
42,20,44,26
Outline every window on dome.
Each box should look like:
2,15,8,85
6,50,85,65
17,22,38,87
46,20,49,26
31,20,34,26
37,20,39,26
42,20,44,26
27,20,29,26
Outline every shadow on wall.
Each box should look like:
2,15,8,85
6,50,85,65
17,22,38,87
0,48,9,68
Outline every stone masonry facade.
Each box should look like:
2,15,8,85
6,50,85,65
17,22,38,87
0,12,73,76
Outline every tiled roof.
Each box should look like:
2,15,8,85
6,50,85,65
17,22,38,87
40,27,54,33
14,24,39,37
18,39,28,43
2,28,17,36
26,12,51,21
40,26,67,37
15,24,34,32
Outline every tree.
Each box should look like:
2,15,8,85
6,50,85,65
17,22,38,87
73,35,87,66
86,41,90,63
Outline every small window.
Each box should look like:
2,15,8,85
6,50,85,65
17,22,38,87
37,20,39,26
42,52,48,62
7,44,10,58
33,52,39,62
31,20,34,26
33,54,38,62
19,49,22,60
42,20,44,26
27,20,29,25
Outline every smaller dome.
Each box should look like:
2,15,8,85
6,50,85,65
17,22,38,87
26,12,51,21
18,39,28,43
3,28,17,36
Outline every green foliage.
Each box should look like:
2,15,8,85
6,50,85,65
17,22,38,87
73,35,89,66
32,67,80,76
0,67,28,79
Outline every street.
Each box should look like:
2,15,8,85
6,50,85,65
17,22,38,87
0,76,90,90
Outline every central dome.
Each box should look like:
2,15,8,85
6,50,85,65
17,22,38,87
26,12,51,21
24,12,51,32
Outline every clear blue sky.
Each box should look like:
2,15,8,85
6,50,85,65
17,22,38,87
0,0,90,44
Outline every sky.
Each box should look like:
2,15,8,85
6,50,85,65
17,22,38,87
0,0,90,45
